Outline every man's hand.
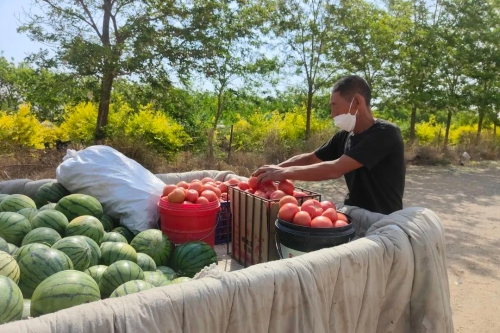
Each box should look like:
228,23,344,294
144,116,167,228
252,165,288,183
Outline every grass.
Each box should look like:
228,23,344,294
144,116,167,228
1,135,499,181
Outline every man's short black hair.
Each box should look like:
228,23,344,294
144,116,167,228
332,75,371,107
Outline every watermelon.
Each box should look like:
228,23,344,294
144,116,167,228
0,194,9,201
102,232,128,243
65,215,104,244
39,203,57,211
100,215,115,232
14,243,51,262
111,226,134,243
21,227,61,247
157,266,177,280
55,194,103,221
0,212,32,246
0,195,36,213
18,248,73,298
100,242,137,265
17,208,38,223
83,265,107,284
34,182,70,208
77,236,101,266
22,299,31,320
172,241,217,278
143,271,171,287
137,253,157,272
0,237,8,252
52,236,92,271
110,280,155,298
98,260,144,298
130,229,173,266
31,210,69,236
0,250,20,283
31,270,100,317
171,277,192,284
0,276,23,324
6,243,18,255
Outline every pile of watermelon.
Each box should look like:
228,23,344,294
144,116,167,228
0,183,218,324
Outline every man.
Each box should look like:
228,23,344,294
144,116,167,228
253,75,405,214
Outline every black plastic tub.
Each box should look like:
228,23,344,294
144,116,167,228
275,215,355,259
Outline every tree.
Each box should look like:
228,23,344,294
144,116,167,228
268,0,341,140
19,0,207,140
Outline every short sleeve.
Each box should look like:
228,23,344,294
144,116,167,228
344,125,400,169
314,131,344,161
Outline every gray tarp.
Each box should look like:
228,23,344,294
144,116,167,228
0,207,454,333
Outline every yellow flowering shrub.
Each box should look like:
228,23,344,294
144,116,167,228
0,104,49,148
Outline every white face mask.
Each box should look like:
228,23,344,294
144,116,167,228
333,98,358,132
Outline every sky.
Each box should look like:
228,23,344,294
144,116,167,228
0,0,47,63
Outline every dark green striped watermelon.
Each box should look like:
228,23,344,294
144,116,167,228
55,194,103,221
18,248,73,298
0,195,36,213
0,237,8,252
77,236,101,266
0,276,23,324
83,265,107,284
0,212,32,246
137,253,157,272
21,227,61,247
0,194,9,202
17,208,38,224
34,182,70,208
30,270,100,317
143,271,171,287
65,215,104,244
171,277,192,284
0,250,20,283
6,243,18,255
157,266,177,280
130,229,173,266
52,236,92,271
31,210,69,236
100,215,115,232
172,241,217,278
100,242,137,265
110,280,155,298
14,243,51,262
111,226,134,243
98,260,144,298
39,203,56,211
102,232,128,243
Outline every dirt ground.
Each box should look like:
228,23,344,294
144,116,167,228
293,161,500,333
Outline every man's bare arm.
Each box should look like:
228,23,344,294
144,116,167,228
278,152,322,167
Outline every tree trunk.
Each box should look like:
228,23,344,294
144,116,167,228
94,71,115,141
305,84,313,140
208,90,224,159
443,108,453,149
409,104,417,144
477,110,484,142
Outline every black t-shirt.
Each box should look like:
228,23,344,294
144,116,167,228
314,119,405,214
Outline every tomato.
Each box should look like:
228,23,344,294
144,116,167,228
200,190,218,202
278,180,295,195
201,177,215,184
218,183,228,193
185,189,199,203
254,190,266,198
293,191,307,198
293,211,312,227
270,190,286,200
320,201,336,211
168,188,186,203
162,184,177,197
227,178,240,185
203,184,217,193
311,216,333,228
188,182,204,194
220,193,228,201
238,182,250,190
279,195,298,208
191,179,200,183
248,176,259,190
337,213,349,222
301,199,323,219
333,220,348,228
176,181,189,189
195,196,209,204
322,208,338,222
183,201,194,205
278,203,300,222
